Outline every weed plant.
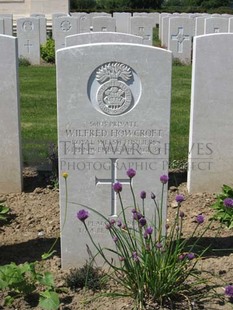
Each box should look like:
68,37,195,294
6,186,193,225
70,169,216,309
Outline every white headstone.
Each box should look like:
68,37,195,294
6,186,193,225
228,17,233,32
17,18,41,65
130,16,154,45
52,13,67,38
65,32,143,47
159,13,170,39
204,17,228,34
148,12,160,27
92,16,116,32
188,33,233,193
113,12,131,33
0,19,3,34
0,35,22,194
31,14,47,44
161,15,170,48
57,43,172,268
0,15,13,35
79,14,91,33
194,15,209,36
54,16,79,51
168,17,194,64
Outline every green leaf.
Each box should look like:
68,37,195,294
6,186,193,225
4,295,15,306
42,250,56,260
39,290,60,310
38,272,55,288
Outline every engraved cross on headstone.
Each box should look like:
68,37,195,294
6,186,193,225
171,27,190,53
95,158,130,217
24,40,33,53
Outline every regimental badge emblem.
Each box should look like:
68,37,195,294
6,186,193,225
96,62,132,115
88,61,142,116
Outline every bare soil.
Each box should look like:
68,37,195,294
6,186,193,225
0,168,233,309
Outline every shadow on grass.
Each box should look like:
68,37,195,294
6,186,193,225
0,237,60,265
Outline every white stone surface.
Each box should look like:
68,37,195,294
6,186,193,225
159,13,170,39
54,16,79,51
161,15,170,48
130,16,154,45
0,35,22,194
188,33,233,193
92,16,116,32
194,15,209,36
65,32,143,47
31,14,47,44
79,14,91,33
113,12,131,33
0,15,13,35
204,17,229,34
228,17,233,32
0,19,3,34
17,17,41,65
57,43,172,268
0,0,69,18
168,17,194,64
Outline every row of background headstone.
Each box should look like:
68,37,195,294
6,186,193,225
1,12,233,64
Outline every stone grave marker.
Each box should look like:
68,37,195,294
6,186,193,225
204,17,228,34
188,33,233,193
0,14,13,35
57,42,172,268
65,32,143,47
54,16,79,51
0,35,22,194
17,17,41,65
194,15,209,36
92,16,116,32
31,14,47,44
130,16,154,45
113,12,131,33
0,19,3,34
161,15,170,48
168,17,194,64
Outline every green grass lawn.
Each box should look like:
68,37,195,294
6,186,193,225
19,63,192,168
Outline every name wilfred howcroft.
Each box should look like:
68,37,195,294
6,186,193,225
59,128,214,172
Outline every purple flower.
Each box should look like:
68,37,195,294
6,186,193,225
179,211,185,218
160,175,169,184
196,214,204,224
113,236,118,242
109,218,116,225
144,232,148,239
156,242,162,249
223,198,233,208
117,219,122,227
139,217,147,227
187,253,195,260
126,168,136,179
132,251,139,262
140,191,146,199
77,209,89,222
225,285,233,297
132,210,142,220
178,254,185,261
113,182,122,193
145,226,153,235
119,256,125,262
176,194,184,203
151,192,156,199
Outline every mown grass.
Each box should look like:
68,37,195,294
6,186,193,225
19,63,192,168
19,65,57,167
